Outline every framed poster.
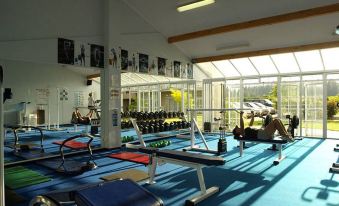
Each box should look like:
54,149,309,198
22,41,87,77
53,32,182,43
90,44,104,68
158,57,166,76
174,61,181,78
121,49,128,71
58,38,74,65
139,53,149,73
74,42,90,67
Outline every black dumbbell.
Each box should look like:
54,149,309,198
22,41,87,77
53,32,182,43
148,125,154,134
142,126,148,134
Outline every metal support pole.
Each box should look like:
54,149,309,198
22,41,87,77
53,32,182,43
137,89,140,112
158,85,161,111
299,77,303,137
0,66,5,206
196,166,207,194
181,88,185,112
277,76,282,119
240,79,244,109
323,73,327,138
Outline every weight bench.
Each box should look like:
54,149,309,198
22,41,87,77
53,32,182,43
30,179,163,206
234,136,287,165
139,147,225,206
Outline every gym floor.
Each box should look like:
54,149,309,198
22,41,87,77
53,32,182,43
4,127,339,206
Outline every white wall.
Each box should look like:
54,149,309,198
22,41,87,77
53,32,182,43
1,59,100,125
108,1,189,63
0,0,207,124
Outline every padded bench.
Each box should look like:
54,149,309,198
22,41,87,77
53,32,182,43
30,179,163,206
139,147,225,206
234,136,288,165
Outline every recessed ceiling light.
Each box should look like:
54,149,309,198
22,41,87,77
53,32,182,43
177,0,215,12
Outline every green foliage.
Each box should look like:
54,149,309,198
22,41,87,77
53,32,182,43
170,88,194,108
266,84,278,109
128,99,137,111
327,96,339,119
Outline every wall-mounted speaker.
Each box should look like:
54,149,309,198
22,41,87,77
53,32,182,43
87,79,92,86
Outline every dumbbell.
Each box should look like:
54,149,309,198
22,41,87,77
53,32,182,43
142,126,148,134
163,122,169,131
154,111,159,119
160,111,164,119
158,124,164,132
169,122,174,130
148,125,154,134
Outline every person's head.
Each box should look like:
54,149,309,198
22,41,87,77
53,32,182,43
232,125,242,137
89,92,92,97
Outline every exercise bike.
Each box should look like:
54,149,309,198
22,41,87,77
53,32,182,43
285,114,300,140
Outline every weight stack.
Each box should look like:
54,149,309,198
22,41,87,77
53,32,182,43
218,139,227,154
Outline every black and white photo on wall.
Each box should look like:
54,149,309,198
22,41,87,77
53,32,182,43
58,38,74,65
139,53,149,73
158,57,166,76
187,63,193,79
90,44,104,68
74,42,90,67
174,61,181,78
121,49,128,71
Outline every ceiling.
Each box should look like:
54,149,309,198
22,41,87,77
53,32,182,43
123,0,339,60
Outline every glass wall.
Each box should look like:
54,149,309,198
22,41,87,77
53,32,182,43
302,75,323,137
327,74,339,139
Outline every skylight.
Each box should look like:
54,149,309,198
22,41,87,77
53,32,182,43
270,53,300,74
230,58,258,76
294,50,324,72
249,55,278,75
321,48,339,71
212,60,240,77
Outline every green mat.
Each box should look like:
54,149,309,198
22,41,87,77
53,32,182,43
5,166,52,189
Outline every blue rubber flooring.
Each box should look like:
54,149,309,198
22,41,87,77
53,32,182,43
4,128,339,206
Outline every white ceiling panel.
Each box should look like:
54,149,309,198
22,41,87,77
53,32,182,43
271,53,300,74
212,60,240,78
294,50,324,72
249,55,278,75
321,47,339,71
196,62,223,78
230,58,258,76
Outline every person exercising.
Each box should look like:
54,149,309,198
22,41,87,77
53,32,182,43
87,92,95,118
232,111,294,142
71,108,90,124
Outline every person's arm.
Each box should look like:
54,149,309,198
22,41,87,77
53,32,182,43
240,111,245,135
249,111,255,127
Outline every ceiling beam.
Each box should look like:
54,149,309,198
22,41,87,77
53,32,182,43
168,3,339,43
87,73,100,79
192,40,339,63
